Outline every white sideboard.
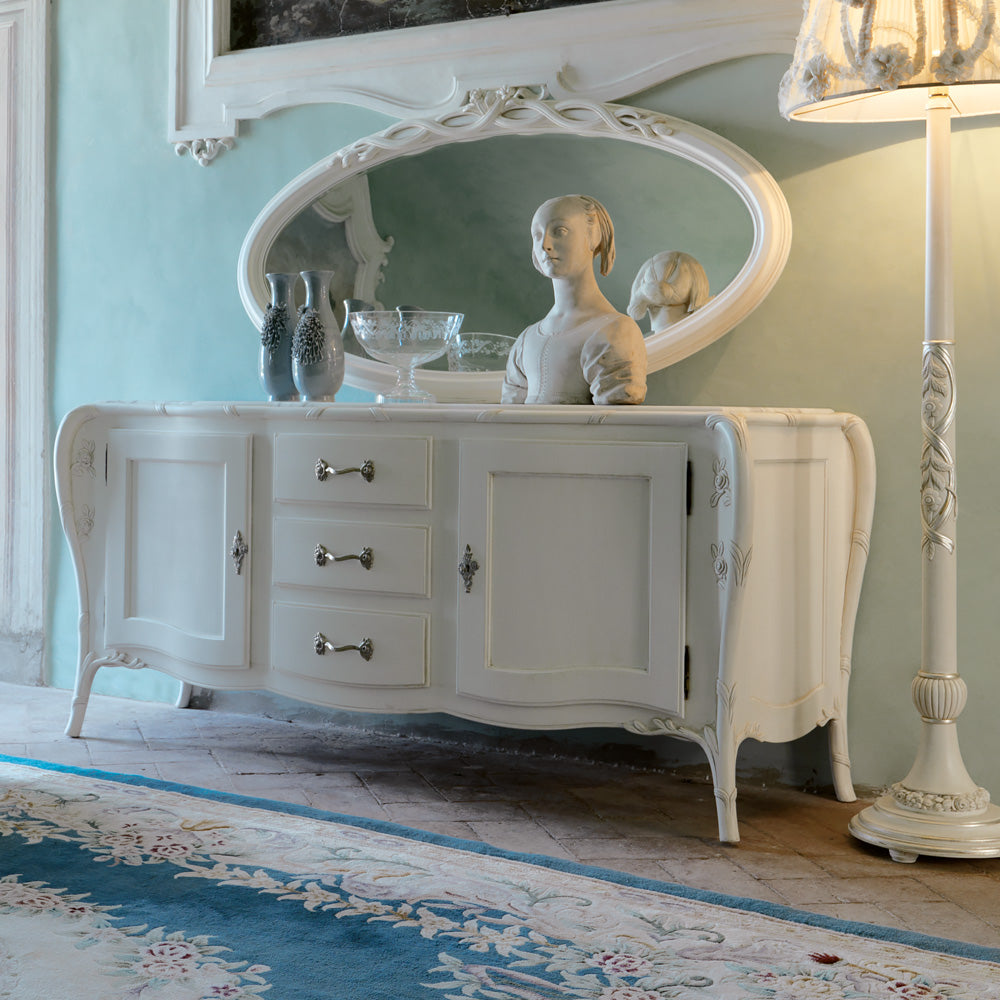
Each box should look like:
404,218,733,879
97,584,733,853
55,403,875,842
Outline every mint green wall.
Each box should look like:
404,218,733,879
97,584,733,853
47,3,1000,794
49,1,385,703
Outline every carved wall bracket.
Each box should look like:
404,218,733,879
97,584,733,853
174,137,236,166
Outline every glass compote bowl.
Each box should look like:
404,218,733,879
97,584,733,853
350,310,464,403
447,332,516,372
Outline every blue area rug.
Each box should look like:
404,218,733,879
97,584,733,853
0,754,997,998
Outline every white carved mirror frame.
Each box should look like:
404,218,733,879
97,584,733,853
237,87,793,401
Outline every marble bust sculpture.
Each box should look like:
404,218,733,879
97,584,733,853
627,250,711,333
501,195,647,405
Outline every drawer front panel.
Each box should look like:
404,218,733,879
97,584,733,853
272,602,428,687
274,434,431,507
273,518,430,596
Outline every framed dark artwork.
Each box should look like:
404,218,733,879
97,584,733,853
229,0,611,49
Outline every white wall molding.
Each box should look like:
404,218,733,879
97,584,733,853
169,0,799,161
0,0,47,683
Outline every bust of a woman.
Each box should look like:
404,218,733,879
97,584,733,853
501,194,647,405
627,250,711,333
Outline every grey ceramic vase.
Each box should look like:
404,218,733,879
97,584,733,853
259,272,298,401
292,270,345,402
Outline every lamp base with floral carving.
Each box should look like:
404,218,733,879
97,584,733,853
849,787,1000,864
850,698,1000,861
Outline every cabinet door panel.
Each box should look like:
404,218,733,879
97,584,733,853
457,440,687,713
104,430,251,667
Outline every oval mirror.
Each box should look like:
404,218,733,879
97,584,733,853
238,88,791,403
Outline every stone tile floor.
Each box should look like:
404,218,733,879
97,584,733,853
1,681,998,949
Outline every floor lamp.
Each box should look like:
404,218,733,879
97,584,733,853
780,1,1000,862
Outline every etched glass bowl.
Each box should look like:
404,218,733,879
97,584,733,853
349,310,464,403
446,332,516,373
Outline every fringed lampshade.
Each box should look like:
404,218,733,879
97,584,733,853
780,0,1000,122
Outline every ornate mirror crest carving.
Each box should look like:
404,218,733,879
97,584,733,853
238,88,792,402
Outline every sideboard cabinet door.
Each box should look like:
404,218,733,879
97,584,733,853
456,439,687,714
104,429,252,668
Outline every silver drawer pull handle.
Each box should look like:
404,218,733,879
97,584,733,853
314,632,374,661
315,458,375,483
314,544,374,570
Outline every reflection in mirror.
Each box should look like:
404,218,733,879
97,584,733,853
262,175,394,354
365,134,751,353
275,135,752,373
239,90,791,401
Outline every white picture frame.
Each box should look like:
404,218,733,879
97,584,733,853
170,0,799,163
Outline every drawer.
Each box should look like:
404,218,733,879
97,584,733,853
273,434,431,508
272,602,428,688
273,518,430,597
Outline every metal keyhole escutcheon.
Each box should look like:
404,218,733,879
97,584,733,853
459,545,479,593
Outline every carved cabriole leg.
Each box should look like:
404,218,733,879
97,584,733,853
827,713,856,803
623,714,741,843
65,650,150,737
831,416,875,804
712,723,740,844
705,413,753,844
828,724,856,803
65,652,104,737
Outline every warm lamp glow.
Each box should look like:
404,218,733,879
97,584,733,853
780,0,1000,122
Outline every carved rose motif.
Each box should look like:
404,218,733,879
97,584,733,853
891,782,990,813
72,439,96,478
711,542,728,587
710,458,731,508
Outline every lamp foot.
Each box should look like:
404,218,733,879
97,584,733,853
849,792,1000,862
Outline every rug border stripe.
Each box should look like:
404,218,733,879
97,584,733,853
4,752,996,965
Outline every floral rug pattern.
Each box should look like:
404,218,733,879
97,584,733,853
0,759,997,999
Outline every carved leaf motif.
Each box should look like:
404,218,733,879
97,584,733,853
624,716,718,759
716,680,737,722
730,543,752,587
920,345,956,556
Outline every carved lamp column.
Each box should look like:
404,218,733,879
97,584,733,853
780,0,1000,861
